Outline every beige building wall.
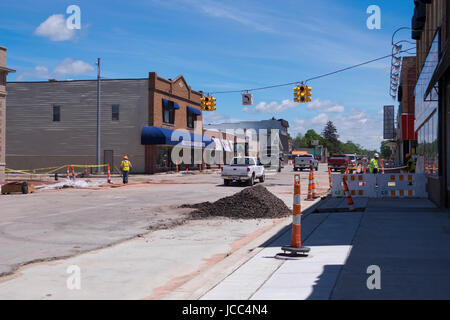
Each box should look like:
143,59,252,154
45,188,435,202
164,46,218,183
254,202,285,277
0,46,15,182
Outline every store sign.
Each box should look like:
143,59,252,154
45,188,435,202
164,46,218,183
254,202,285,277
180,140,205,148
383,105,395,140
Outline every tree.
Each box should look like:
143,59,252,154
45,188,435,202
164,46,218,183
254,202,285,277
292,133,307,149
303,129,324,147
380,141,392,159
322,121,339,154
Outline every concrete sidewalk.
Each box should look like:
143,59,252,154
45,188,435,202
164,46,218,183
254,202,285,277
201,198,450,300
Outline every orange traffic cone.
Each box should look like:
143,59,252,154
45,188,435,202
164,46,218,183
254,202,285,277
306,170,313,201
276,174,310,259
381,159,385,174
107,164,111,184
432,161,436,174
66,166,70,179
71,165,76,180
311,168,318,198
328,166,332,190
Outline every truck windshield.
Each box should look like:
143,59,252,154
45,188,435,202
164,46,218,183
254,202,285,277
232,158,256,166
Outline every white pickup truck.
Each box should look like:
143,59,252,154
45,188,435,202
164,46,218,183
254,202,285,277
222,157,265,186
294,154,319,171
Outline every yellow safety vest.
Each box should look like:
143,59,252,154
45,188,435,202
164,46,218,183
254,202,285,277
369,158,379,173
121,160,130,172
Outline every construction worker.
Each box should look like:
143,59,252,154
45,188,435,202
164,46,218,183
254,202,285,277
120,155,132,184
369,153,380,174
405,153,416,173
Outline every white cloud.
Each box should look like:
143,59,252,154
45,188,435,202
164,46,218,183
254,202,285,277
311,113,328,125
53,58,94,76
324,105,345,113
15,66,50,81
14,58,95,80
307,98,345,113
35,14,75,41
243,99,298,114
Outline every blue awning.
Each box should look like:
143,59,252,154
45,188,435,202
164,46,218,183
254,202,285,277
187,106,201,115
141,126,213,148
162,99,180,110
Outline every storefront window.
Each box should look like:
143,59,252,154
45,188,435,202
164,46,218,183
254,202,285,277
417,111,438,176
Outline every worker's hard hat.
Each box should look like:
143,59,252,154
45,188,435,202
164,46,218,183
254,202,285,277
374,153,379,158
123,155,128,160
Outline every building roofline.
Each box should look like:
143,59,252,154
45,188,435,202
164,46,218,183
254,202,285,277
6,77,149,84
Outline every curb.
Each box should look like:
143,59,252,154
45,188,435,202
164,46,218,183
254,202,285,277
160,197,324,300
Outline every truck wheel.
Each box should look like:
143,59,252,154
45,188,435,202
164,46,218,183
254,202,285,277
299,168,303,171
248,175,255,186
259,174,265,183
315,165,318,171
224,180,230,186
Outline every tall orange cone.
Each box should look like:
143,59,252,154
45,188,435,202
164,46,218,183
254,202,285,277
66,166,70,179
432,161,436,174
311,168,318,198
346,167,349,174
343,177,356,212
276,174,310,259
306,169,314,201
380,159,385,174
328,166,332,190
425,161,429,174
107,164,111,184
71,165,76,180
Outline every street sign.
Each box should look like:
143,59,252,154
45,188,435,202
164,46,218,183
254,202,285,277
242,93,253,106
311,140,319,146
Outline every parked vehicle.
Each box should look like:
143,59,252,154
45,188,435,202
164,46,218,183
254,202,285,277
294,154,319,171
346,154,358,169
328,154,351,172
222,157,265,186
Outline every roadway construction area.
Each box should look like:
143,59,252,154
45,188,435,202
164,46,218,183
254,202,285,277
0,164,449,299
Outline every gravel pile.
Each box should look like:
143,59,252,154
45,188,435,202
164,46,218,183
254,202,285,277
181,184,291,219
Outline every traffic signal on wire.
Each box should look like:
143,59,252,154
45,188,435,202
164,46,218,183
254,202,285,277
201,95,216,111
294,86,301,102
305,86,312,102
299,85,306,103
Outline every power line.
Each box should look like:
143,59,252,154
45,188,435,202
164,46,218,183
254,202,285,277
209,47,416,95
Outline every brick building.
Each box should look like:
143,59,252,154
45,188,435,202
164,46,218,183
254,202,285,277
394,56,418,164
6,72,218,174
0,46,15,182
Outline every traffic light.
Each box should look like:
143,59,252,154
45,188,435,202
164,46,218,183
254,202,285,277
210,96,216,111
200,96,208,111
294,86,301,102
305,86,312,102
201,95,216,111
299,85,306,103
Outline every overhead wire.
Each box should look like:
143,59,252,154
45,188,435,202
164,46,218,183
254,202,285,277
209,47,416,95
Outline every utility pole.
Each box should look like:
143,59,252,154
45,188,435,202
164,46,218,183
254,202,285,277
96,58,101,173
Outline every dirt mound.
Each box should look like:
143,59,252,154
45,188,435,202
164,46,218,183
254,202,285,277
181,184,291,219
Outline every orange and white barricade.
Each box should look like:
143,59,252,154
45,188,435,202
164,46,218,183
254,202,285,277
377,173,427,198
107,164,112,184
331,173,377,198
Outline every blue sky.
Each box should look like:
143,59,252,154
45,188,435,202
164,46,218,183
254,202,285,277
0,0,415,150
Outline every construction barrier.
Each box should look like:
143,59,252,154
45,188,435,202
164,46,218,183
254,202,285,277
377,173,427,198
331,173,428,198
